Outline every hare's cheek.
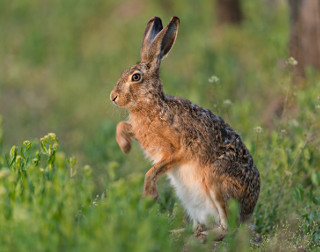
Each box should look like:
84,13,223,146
119,93,132,107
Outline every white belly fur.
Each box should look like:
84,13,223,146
167,163,220,227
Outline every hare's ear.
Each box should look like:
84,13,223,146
146,16,180,67
141,17,163,62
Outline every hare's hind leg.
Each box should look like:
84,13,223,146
208,189,228,230
201,190,228,241
116,121,132,153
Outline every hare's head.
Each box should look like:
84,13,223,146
110,16,180,109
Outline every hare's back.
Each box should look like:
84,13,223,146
164,96,241,161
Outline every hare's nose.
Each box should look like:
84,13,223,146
110,91,118,102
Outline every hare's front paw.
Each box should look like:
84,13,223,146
117,136,131,153
116,122,132,153
143,181,159,200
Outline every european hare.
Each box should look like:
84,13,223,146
110,16,260,239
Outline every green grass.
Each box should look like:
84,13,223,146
0,0,320,251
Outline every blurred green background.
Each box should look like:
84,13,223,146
0,0,320,250
0,0,291,181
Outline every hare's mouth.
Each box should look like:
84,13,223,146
112,99,122,107
111,97,125,108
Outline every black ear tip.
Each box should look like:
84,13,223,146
148,16,162,24
146,16,163,31
170,16,180,24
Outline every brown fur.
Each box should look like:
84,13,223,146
110,16,260,238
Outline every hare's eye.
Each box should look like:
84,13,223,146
131,73,141,82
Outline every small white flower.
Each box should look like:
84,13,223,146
208,75,220,83
287,56,298,66
223,99,232,106
254,126,263,134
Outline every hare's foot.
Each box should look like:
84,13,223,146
170,220,205,235
200,226,227,241
116,121,132,153
170,220,206,235
143,179,159,200
192,221,208,242
193,220,206,233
